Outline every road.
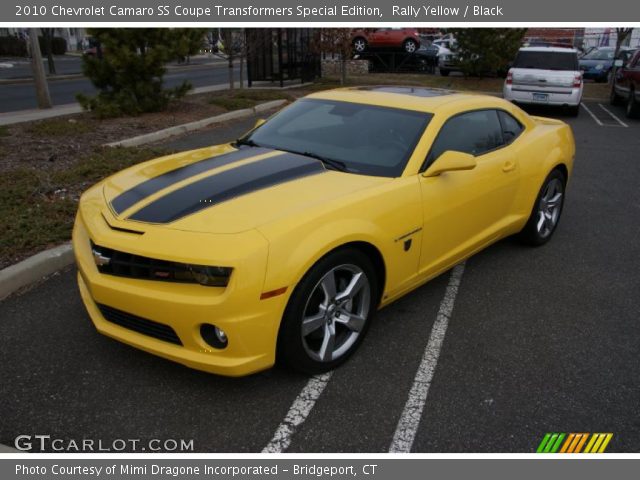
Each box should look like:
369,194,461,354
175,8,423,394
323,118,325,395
0,61,242,113
1,101,639,453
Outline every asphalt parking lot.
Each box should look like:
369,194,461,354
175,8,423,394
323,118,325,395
1,100,639,453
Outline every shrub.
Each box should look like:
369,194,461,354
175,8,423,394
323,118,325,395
0,36,28,56
38,36,67,55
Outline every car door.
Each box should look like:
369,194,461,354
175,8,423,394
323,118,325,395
418,109,522,276
369,29,391,47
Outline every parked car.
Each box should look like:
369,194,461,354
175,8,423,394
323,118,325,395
433,37,460,76
503,47,583,116
610,48,640,118
351,28,421,54
73,87,575,376
362,44,439,74
579,46,633,83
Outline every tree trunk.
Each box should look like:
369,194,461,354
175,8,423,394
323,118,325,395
340,58,347,85
41,28,56,75
29,29,52,109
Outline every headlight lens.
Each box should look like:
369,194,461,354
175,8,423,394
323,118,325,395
595,64,604,70
188,265,233,287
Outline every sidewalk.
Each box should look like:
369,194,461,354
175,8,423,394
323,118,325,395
0,82,310,126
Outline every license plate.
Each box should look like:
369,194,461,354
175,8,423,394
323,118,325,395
532,92,549,103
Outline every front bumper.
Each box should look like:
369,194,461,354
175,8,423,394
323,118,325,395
503,85,582,107
72,199,288,377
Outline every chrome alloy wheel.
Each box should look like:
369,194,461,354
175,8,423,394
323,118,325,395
301,264,371,363
536,177,564,238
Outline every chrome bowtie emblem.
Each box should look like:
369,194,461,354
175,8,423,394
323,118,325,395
92,248,111,267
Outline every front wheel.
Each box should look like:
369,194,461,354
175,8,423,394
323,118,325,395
518,169,566,246
352,37,367,53
610,84,624,105
277,248,378,374
626,89,640,118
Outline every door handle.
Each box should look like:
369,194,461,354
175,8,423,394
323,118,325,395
502,160,516,172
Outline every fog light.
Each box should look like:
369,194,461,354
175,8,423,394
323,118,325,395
200,324,228,349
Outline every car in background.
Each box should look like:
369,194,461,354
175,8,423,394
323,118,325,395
352,28,421,54
579,46,633,83
362,44,439,74
610,48,640,118
503,47,583,116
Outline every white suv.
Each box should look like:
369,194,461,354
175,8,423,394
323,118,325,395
503,47,583,116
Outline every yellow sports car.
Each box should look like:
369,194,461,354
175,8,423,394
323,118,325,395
73,86,575,376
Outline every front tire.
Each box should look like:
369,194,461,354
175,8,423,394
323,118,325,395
352,37,367,53
277,248,379,374
626,88,640,118
610,84,624,105
518,169,566,246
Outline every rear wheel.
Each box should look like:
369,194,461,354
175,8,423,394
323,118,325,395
403,39,418,54
439,68,450,77
277,248,378,374
518,169,566,246
626,88,640,118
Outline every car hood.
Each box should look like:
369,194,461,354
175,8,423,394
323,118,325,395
102,145,388,234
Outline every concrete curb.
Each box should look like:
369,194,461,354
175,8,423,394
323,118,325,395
0,243,74,301
105,99,288,148
0,74,84,85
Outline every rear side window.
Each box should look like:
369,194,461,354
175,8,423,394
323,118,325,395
426,110,504,165
497,111,524,144
513,51,579,71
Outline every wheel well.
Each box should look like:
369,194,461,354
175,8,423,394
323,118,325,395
553,164,569,183
331,241,386,304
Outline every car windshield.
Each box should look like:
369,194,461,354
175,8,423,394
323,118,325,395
582,49,615,60
244,99,432,177
513,51,579,70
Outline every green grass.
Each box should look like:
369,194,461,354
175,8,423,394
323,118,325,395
208,89,292,111
0,146,169,268
26,118,95,137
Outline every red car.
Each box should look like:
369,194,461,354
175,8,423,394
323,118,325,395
352,28,421,54
610,48,640,118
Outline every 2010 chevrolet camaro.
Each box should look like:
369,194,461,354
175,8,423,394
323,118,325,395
73,86,575,376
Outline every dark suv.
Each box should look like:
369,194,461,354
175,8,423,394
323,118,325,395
610,49,640,118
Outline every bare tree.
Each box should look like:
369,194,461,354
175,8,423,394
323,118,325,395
312,28,354,85
221,29,235,91
29,29,51,108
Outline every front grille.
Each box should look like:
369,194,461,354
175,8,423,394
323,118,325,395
97,303,182,345
91,241,197,284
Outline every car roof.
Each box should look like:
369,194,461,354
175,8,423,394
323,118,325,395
306,86,507,114
519,46,578,53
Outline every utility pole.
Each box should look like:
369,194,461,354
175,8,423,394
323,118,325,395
29,28,52,109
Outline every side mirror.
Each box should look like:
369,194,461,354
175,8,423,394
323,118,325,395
614,59,624,68
422,151,477,178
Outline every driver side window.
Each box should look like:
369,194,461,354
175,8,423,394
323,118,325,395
425,110,504,168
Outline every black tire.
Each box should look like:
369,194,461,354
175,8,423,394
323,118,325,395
440,68,450,77
626,88,640,118
403,39,418,54
277,248,379,374
352,37,367,53
610,84,624,106
518,169,567,246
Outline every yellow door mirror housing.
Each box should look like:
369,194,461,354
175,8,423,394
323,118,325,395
422,151,477,177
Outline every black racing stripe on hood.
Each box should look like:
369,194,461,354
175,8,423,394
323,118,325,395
111,147,272,215
128,153,326,224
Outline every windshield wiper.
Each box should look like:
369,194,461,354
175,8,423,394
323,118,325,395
234,137,262,148
299,151,349,172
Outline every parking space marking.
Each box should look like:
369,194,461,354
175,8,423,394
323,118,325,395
262,372,333,453
581,103,604,126
388,263,466,453
598,103,629,128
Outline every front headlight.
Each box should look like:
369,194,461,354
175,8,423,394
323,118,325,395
187,265,233,287
595,64,604,70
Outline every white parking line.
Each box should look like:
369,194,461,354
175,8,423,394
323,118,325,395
389,263,466,453
598,103,629,128
262,372,333,453
581,103,604,126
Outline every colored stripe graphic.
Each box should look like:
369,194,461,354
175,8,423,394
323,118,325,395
111,147,272,214
538,433,613,453
129,153,326,223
